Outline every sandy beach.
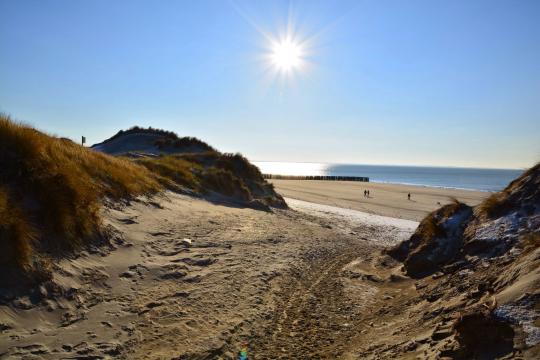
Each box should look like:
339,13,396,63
270,180,490,221
0,191,417,359
2,180,538,358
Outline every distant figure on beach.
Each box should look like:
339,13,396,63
367,190,370,197
408,193,411,200
363,190,367,198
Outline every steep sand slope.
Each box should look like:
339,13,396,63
271,179,489,221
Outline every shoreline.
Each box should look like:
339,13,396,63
271,179,489,222
367,180,495,193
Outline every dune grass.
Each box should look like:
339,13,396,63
0,115,161,275
0,186,34,269
477,162,539,219
134,156,201,190
0,115,284,279
133,154,257,202
477,192,509,219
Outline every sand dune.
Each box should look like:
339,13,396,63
271,179,489,221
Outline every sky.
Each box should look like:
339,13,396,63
1,0,539,169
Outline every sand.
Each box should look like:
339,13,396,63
3,183,522,359
0,192,416,359
270,179,490,221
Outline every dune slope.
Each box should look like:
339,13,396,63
0,117,283,286
379,163,540,358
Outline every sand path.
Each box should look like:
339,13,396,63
0,192,417,359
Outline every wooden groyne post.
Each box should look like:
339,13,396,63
263,174,369,182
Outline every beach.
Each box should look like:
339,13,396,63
270,179,489,221
2,179,537,358
0,191,417,358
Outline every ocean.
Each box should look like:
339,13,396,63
253,162,524,192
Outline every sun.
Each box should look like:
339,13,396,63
270,38,304,72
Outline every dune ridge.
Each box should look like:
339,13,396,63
0,115,284,284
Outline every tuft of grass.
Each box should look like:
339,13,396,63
477,162,539,219
417,213,445,240
477,192,509,219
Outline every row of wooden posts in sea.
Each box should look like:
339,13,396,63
263,174,369,182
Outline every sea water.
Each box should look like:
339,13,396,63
253,162,524,192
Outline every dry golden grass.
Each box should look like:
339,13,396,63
0,115,160,273
134,155,254,201
202,167,252,201
0,186,35,268
134,156,201,190
477,191,509,219
477,162,539,219
0,115,283,277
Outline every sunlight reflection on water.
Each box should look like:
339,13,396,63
254,162,329,176
252,161,523,192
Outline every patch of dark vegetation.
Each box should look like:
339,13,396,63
154,136,215,152
93,125,216,154
95,125,180,145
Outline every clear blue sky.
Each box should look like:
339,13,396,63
1,0,539,169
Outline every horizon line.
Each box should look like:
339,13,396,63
250,160,529,171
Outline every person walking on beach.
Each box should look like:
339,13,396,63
367,190,370,197
408,193,411,200
363,190,367,198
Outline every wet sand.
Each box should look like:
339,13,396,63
270,180,489,221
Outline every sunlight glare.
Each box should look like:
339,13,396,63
271,38,303,72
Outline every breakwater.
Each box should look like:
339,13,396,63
263,174,369,182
